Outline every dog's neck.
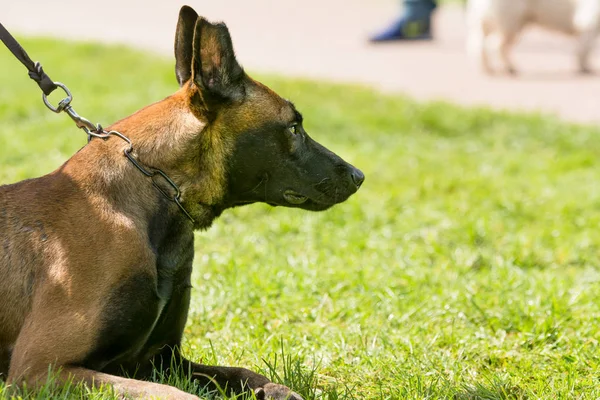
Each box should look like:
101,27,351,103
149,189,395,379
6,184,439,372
62,88,227,231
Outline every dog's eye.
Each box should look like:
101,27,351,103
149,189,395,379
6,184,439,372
288,124,298,135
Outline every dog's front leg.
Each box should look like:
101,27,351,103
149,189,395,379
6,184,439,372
152,347,303,399
9,366,199,400
153,354,303,400
182,361,303,400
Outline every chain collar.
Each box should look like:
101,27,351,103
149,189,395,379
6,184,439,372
44,83,195,223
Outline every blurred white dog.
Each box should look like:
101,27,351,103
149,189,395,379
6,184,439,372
466,0,600,74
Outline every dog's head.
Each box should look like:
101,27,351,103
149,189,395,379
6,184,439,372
174,6,363,214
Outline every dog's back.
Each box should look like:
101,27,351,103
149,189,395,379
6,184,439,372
468,0,579,35
529,0,579,33
467,0,600,73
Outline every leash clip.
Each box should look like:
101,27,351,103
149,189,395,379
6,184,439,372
42,82,100,140
63,105,101,138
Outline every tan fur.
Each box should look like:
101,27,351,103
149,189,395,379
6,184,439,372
466,0,600,73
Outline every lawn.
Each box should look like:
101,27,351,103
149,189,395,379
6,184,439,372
1,38,599,399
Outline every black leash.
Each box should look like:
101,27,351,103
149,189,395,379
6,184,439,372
0,22,57,96
0,22,195,223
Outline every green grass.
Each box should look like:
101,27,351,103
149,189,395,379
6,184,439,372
1,38,600,399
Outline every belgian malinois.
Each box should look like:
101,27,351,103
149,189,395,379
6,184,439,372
0,5,364,399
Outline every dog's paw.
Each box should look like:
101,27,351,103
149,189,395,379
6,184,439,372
254,383,304,400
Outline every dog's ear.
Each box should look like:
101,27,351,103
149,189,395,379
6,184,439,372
192,17,245,103
174,5,198,87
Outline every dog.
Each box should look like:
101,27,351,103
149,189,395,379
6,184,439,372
0,5,364,399
466,0,600,74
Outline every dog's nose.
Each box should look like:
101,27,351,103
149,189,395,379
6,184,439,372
350,168,365,188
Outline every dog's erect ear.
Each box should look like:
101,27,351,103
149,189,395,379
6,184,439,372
192,18,245,103
174,6,198,87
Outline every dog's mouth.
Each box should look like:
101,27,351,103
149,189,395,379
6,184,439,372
283,190,308,205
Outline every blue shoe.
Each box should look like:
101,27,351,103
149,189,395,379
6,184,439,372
369,0,436,42
369,18,432,42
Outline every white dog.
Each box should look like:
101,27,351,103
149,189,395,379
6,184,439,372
466,0,600,74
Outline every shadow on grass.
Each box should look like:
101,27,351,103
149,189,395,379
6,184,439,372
454,379,527,400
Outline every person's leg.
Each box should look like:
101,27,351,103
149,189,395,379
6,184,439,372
370,0,437,42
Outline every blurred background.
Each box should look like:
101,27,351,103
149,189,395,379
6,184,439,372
3,0,600,123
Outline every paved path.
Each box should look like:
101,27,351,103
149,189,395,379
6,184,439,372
2,0,600,123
